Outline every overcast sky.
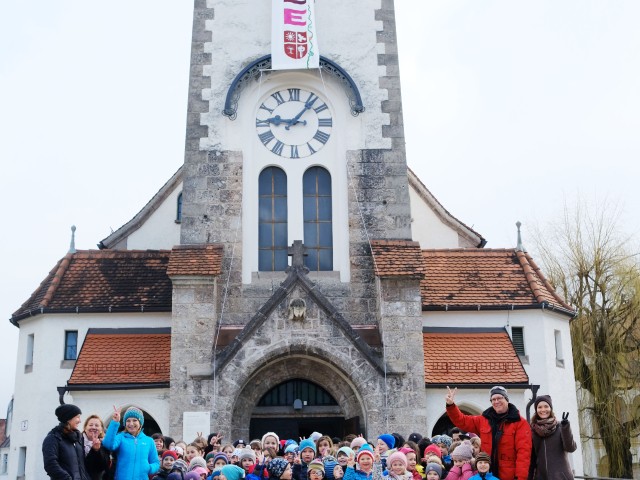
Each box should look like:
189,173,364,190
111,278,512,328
1,1,639,412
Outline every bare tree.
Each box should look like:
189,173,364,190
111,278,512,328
532,201,640,479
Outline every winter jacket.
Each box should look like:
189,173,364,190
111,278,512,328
102,421,160,479
42,425,91,480
344,465,374,480
529,420,576,480
469,473,500,480
83,436,111,480
446,403,531,480
408,470,422,480
445,463,474,480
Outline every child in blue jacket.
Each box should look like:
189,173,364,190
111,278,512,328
103,406,160,479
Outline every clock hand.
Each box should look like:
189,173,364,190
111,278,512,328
286,96,318,129
267,115,288,126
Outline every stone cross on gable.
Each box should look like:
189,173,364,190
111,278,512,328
288,240,308,269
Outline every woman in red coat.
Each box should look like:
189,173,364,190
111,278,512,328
445,386,532,480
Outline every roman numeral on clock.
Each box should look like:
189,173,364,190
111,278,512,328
288,88,300,102
313,103,328,114
313,130,330,144
259,130,275,145
290,145,299,158
271,91,285,105
318,118,332,127
256,119,270,127
271,140,284,156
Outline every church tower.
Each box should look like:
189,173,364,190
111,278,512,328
170,0,426,438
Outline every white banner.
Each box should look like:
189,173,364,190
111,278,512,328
271,0,320,70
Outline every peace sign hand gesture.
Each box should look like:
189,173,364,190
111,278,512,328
445,386,457,405
561,412,570,425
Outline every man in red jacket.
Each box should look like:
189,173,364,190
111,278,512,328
445,385,531,480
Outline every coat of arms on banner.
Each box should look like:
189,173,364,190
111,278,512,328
284,30,308,59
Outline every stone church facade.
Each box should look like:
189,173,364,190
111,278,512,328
5,1,585,478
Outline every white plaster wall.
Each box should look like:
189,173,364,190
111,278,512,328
127,182,182,250
408,184,461,248
8,313,170,480
424,309,583,475
201,0,390,152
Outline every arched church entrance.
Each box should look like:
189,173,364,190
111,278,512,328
231,354,365,439
431,405,480,437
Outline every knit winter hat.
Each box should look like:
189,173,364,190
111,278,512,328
173,460,189,473
398,448,414,457
423,444,442,459
231,449,243,458
238,448,256,463
221,465,246,480
350,437,367,449
356,444,374,463
299,438,317,454
190,456,208,470
387,451,408,469
185,473,201,480
308,459,325,475
55,404,82,424
163,450,179,460
322,456,337,480
267,458,290,479
407,433,422,443
168,474,184,480
450,442,473,461
285,439,298,449
310,432,323,442
262,432,280,446
214,453,229,465
489,386,509,402
233,439,247,447
123,407,145,426
175,446,185,458
337,446,354,458
192,467,209,477
475,452,491,465
425,463,442,478
434,435,452,449
534,394,553,410
285,444,298,454
378,434,395,450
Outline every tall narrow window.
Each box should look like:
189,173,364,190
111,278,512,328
64,331,78,360
259,167,288,271
176,192,183,223
17,447,26,479
303,167,333,271
25,334,34,371
554,329,565,367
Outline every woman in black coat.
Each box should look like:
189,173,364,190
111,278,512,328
42,404,91,480
82,414,112,480
529,395,577,480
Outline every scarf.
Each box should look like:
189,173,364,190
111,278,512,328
531,416,558,438
83,432,94,455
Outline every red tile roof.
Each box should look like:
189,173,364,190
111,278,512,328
68,329,170,385
423,328,529,384
370,240,426,278
166,244,223,276
421,249,573,313
12,250,173,321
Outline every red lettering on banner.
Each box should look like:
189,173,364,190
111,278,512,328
284,8,306,26
284,0,306,4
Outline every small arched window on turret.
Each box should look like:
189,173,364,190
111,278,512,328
303,166,333,271
176,192,183,223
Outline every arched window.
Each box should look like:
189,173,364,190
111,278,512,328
257,379,338,407
259,167,288,271
303,167,332,271
176,192,183,223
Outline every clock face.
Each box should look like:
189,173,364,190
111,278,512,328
255,88,332,158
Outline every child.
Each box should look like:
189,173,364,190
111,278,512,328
186,444,205,464
424,464,442,480
103,407,160,479
397,448,421,480
213,453,229,470
344,443,375,480
468,453,497,480
220,464,246,480
154,450,179,479
238,449,258,480
445,442,474,480
293,439,317,480
153,434,166,455
267,457,293,480
262,432,280,453
384,451,411,480
376,434,395,469
307,459,326,480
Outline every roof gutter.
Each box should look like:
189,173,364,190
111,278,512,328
58,383,170,404
11,305,172,324
423,302,575,317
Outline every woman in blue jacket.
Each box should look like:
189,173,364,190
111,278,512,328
103,406,160,479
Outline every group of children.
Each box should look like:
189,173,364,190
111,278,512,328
149,429,497,480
